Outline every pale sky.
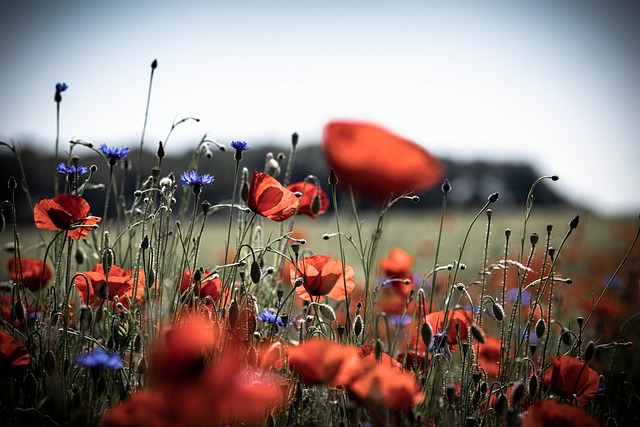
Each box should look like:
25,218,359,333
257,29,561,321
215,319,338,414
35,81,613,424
1,1,639,215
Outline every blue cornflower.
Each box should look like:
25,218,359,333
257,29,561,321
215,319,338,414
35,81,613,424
257,309,291,327
75,347,123,370
57,163,88,176
429,331,452,358
54,82,68,103
506,288,531,302
230,141,250,160
99,143,130,165
180,170,214,195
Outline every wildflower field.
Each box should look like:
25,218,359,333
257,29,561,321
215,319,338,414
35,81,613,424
1,63,639,427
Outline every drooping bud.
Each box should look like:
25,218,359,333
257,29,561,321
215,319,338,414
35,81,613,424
492,302,505,321
329,168,338,186
317,304,336,322
79,306,93,332
250,260,261,284
584,341,595,362
535,318,546,339
311,194,321,215
511,381,525,406
44,350,56,375
420,322,433,349
470,324,486,344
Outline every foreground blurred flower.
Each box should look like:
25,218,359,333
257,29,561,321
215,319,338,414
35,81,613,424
478,335,502,378
7,257,52,291
322,120,445,200
74,264,145,310
74,347,123,371
180,170,215,195
545,355,600,406
248,170,299,221
290,254,355,301
99,143,130,165
103,315,284,427
287,338,363,386
347,356,423,411
522,399,600,427
34,194,102,240
286,181,330,219
0,330,30,376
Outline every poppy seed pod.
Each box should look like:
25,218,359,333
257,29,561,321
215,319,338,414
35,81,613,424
492,302,505,322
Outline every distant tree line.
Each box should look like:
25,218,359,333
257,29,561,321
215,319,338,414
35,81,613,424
0,142,566,224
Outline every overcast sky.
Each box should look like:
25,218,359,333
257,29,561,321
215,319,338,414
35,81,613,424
1,1,639,215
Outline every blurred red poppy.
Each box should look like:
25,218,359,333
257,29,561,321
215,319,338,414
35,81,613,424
478,335,501,378
322,120,445,200
180,269,221,301
347,357,422,410
286,181,330,219
0,330,30,376
34,194,101,240
545,355,599,406
379,247,415,298
150,315,219,384
248,171,299,222
290,254,355,301
287,338,363,386
73,264,145,310
522,399,600,427
408,309,472,353
7,257,52,292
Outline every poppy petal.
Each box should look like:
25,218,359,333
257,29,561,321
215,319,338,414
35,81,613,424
323,121,445,200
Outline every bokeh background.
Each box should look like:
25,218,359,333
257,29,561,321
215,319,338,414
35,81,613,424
2,0,640,215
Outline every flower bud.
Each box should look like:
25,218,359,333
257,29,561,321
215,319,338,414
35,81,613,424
492,302,505,321
250,260,261,284
535,318,546,339
311,194,321,215
570,215,580,230
151,59,158,69
420,322,433,349
470,324,485,344
353,315,363,337
441,179,451,193
329,168,338,186
318,304,336,322
291,132,299,148
530,233,539,245
488,192,499,203
584,341,595,362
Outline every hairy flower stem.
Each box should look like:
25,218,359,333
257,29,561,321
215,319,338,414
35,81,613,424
135,61,157,190
225,159,241,271
429,185,449,312
498,230,511,384
332,184,351,338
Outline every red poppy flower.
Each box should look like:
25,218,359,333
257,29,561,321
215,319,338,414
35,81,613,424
248,171,299,222
545,355,599,406
0,330,30,376
33,194,101,240
478,335,502,378
287,338,363,386
7,257,52,291
150,315,219,384
285,181,330,219
290,254,356,301
379,247,415,298
74,264,145,310
322,120,445,200
522,399,600,427
101,389,170,427
408,309,472,353
180,269,221,301
358,344,403,370
346,357,422,410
